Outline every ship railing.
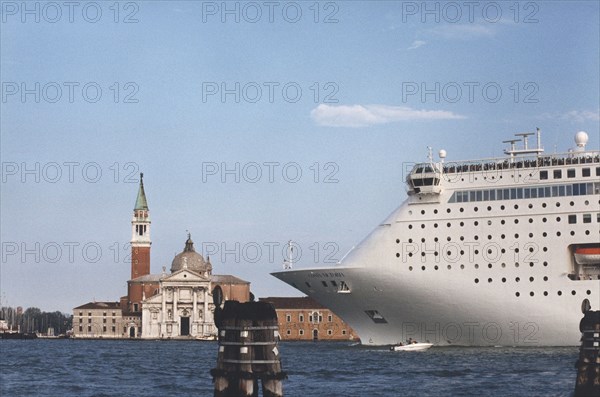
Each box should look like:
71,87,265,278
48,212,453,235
440,152,599,175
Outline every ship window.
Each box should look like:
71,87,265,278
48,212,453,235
305,282,312,288
330,281,337,287
503,189,510,199
476,191,483,201
583,214,591,223
573,184,580,195
470,191,476,201
489,190,496,200
321,281,328,287
551,186,558,197
553,170,562,179
540,170,548,180
567,169,576,178
544,187,551,197
558,186,565,196
597,213,600,223
596,167,600,176
510,189,517,199
483,190,489,201
582,168,590,177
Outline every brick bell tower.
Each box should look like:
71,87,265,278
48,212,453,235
127,172,151,312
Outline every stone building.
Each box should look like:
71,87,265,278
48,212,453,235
140,235,250,339
72,302,124,338
259,297,359,341
72,174,250,339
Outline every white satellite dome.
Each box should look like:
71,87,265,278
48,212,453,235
439,149,447,159
574,131,589,148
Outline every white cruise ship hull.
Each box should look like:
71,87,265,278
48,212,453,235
273,136,600,346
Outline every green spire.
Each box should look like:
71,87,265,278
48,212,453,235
134,173,149,210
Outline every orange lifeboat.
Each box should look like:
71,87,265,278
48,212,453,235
574,247,600,265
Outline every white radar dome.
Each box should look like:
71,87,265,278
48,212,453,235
439,149,447,159
575,131,589,147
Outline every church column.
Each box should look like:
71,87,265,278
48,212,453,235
192,288,198,335
173,288,178,333
161,287,167,336
203,288,209,334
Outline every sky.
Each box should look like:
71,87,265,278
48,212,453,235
1,0,599,313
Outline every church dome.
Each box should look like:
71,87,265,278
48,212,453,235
170,234,212,275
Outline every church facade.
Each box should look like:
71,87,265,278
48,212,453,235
72,174,250,339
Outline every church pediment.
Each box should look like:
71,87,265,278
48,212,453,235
162,268,210,284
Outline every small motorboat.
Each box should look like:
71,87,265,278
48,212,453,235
390,342,433,352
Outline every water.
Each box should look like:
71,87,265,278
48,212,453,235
1,340,577,397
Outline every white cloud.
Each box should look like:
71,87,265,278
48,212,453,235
310,104,466,127
407,40,426,50
538,110,600,123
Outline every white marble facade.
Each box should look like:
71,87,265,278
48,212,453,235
141,268,215,339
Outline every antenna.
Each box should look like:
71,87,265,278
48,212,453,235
283,240,293,270
515,132,534,150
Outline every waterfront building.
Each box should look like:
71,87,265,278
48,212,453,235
259,297,359,341
72,302,123,338
72,174,250,339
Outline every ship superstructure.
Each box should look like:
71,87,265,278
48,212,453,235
272,130,600,346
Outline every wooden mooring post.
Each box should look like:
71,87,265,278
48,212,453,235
574,299,600,397
211,287,286,397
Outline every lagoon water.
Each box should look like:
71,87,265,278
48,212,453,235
1,340,576,397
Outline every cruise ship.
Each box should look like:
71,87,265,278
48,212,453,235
272,130,600,346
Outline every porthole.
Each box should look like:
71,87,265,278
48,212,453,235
542,203,547,208
434,223,438,228
447,222,451,227
570,231,575,236
474,207,479,212
543,261,548,267
434,209,438,214
434,251,439,256
571,290,576,295
501,249,506,254
530,292,534,297
421,210,425,215
543,276,548,281
487,263,492,268
434,237,439,242
474,221,479,226
501,234,506,239
421,252,426,257
460,250,465,255
460,236,465,241
501,220,506,225
396,253,400,258
556,217,561,222
421,238,426,243
515,277,521,282
542,218,547,223
514,204,519,210
409,266,413,271
543,291,548,296
447,237,451,241
408,238,413,243
514,235,519,240
474,236,479,241
474,278,479,283
528,219,533,223
516,292,520,297
474,249,479,255
584,200,589,206
421,266,426,271
542,232,547,237
528,204,533,209
434,265,439,270
587,290,591,295
487,235,492,240
557,231,561,237
529,262,534,267
460,208,464,213
408,225,413,229
529,247,534,253
515,263,520,268
501,263,506,268
502,277,506,282
487,206,492,211
529,277,534,282
409,253,413,257
585,230,590,235
460,222,464,227
396,239,400,243
558,291,562,296
556,202,560,207
570,201,574,206
447,265,451,270
460,264,465,269
474,264,479,269
529,233,533,238
501,205,505,210
421,224,425,229
447,208,451,213
488,278,492,283
514,219,519,224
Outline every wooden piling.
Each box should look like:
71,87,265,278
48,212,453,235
211,287,286,397
574,299,600,397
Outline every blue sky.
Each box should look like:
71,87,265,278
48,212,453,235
1,1,599,312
